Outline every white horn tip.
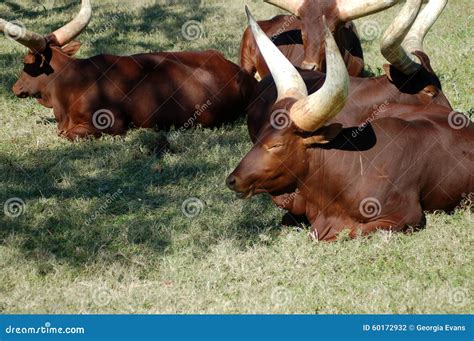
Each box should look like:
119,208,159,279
245,5,253,24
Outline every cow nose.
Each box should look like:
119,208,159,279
301,60,318,71
226,174,237,190
12,84,25,97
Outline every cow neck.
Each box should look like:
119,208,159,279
301,146,325,217
46,48,79,101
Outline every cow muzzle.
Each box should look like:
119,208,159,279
300,60,319,71
226,174,254,199
12,83,28,98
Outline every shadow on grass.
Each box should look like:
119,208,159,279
0,125,274,269
0,1,276,270
80,1,212,55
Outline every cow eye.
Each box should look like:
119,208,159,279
267,143,284,150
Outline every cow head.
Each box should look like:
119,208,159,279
380,0,449,106
1,0,91,103
227,8,348,198
264,0,399,71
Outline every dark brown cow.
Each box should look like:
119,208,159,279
263,0,400,71
227,8,473,241
1,0,256,140
239,15,364,78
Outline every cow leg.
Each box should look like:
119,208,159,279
309,200,426,241
349,205,426,239
62,125,97,140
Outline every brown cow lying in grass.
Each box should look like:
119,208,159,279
226,7,473,241
1,0,256,140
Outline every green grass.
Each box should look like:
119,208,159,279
0,0,472,313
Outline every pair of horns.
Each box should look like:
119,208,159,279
264,0,399,21
246,6,349,132
0,0,92,53
381,0,447,74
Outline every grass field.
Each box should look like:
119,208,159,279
0,0,472,313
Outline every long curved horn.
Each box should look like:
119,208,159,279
289,16,349,132
380,0,423,75
245,6,307,101
402,0,447,54
51,0,92,46
337,0,400,21
0,19,46,52
263,0,303,15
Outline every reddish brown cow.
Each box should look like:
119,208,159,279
227,8,473,241
239,15,364,78
263,0,400,71
1,1,256,140
245,0,452,226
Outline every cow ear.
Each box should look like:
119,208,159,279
303,123,343,146
383,63,393,81
61,41,82,56
412,50,435,74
